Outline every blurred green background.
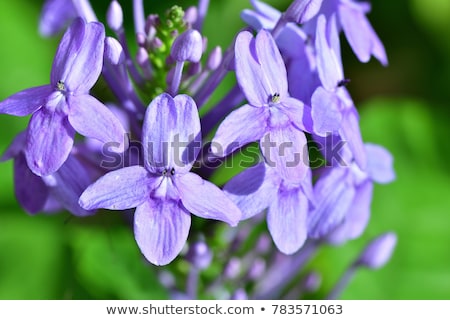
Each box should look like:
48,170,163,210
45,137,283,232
0,0,449,299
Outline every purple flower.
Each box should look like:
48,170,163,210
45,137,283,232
79,93,242,265
211,29,310,183
1,132,93,216
0,18,127,176
308,143,395,242
224,162,314,254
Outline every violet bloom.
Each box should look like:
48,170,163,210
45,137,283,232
0,18,127,176
212,29,310,183
1,132,93,216
308,143,395,241
79,93,242,265
224,162,314,254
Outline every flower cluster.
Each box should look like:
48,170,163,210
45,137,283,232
0,0,396,299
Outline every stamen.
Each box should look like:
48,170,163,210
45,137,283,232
170,168,175,175
269,93,281,104
337,79,351,87
56,80,66,91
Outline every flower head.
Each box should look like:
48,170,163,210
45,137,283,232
79,93,242,265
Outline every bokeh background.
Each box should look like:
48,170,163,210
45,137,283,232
0,0,449,299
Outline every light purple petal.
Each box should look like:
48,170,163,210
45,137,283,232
39,0,77,37
44,155,94,216
315,14,343,91
255,29,288,97
68,94,128,152
176,172,242,226
26,106,74,176
287,50,321,104
285,0,324,24
142,93,201,173
339,107,367,169
134,198,191,265
224,162,280,220
0,85,52,116
327,180,373,244
261,126,309,183
338,2,387,65
251,0,282,21
267,188,308,254
211,104,268,157
241,9,276,31
308,167,355,238
311,86,343,136
281,97,314,133
365,143,395,184
357,232,397,269
79,165,154,210
14,153,49,214
51,18,105,93
234,31,268,106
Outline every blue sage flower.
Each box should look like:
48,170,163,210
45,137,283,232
79,93,242,265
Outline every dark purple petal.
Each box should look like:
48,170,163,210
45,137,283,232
267,187,308,254
224,162,280,220
0,85,52,116
142,93,201,173
43,154,94,216
134,198,191,265
26,106,74,176
311,86,343,136
235,31,268,106
1,131,27,162
327,180,373,244
68,95,128,152
39,0,77,37
79,166,154,210
255,29,288,97
308,167,355,238
315,14,343,91
211,104,268,157
176,172,242,226
14,153,49,214
365,143,395,184
51,18,105,93
261,126,308,183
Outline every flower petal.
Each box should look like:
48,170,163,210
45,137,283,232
281,96,314,133
14,153,49,214
311,86,343,136
261,126,309,183
39,0,77,37
267,188,308,254
44,155,94,216
211,104,268,157
26,107,75,176
142,93,201,173
234,31,268,106
255,29,288,97
134,198,191,265
315,14,343,91
0,85,51,116
327,180,373,244
365,143,396,184
339,107,367,169
176,172,242,226
1,131,27,162
308,167,355,238
224,162,280,220
79,165,154,210
68,94,128,152
51,18,105,92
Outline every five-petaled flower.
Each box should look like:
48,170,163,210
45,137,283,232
79,93,242,265
0,18,127,176
211,29,311,183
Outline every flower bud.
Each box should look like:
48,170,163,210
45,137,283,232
106,0,123,32
170,29,203,62
206,46,222,70
284,0,323,24
356,232,397,269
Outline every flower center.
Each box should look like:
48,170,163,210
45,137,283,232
269,93,281,105
162,168,176,177
56,80,66,92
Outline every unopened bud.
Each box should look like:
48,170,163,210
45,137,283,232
284,0,323,24
356,232,397,269
106,0,123,32
206,46,222,70
171,29,203,62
